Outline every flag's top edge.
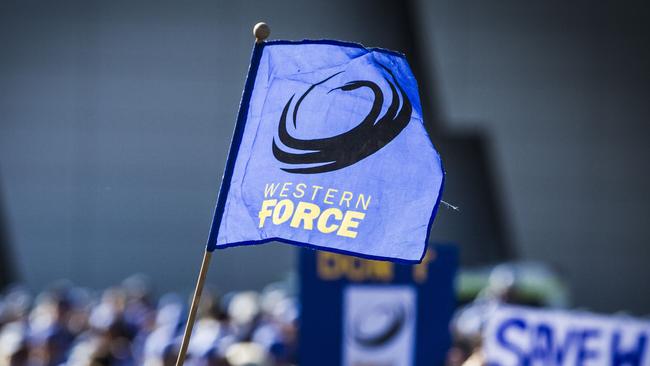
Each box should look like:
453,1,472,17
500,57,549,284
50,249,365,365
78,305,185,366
264,39,406,59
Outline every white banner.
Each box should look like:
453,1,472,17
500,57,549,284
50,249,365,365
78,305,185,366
484,305,650,366
343,285,417,366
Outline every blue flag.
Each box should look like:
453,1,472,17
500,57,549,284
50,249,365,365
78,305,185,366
207,40,444,263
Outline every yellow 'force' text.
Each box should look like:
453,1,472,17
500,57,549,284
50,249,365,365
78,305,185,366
257,182,371,239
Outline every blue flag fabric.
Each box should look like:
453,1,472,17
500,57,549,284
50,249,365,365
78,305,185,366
207,40,444,263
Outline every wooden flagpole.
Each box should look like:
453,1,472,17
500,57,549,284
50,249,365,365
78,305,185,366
174,22,270,366
174,250,212,365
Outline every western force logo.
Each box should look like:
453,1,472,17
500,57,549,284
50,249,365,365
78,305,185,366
273,65,412,174
351,302,407,347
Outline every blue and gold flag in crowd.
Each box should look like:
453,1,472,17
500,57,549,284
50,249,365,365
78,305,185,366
207,40,443,263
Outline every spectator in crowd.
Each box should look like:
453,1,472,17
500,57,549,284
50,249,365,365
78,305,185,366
0,276,298,366
446,262,568,366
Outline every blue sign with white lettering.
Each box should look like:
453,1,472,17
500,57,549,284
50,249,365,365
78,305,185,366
299,244,458,366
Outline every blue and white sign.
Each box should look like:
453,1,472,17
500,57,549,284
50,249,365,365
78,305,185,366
299,244,458,366
484,305,650,366
343,286,417,366
206,40,444,263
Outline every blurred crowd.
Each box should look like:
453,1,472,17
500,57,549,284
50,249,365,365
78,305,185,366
0,276,298,366
0,262,568,366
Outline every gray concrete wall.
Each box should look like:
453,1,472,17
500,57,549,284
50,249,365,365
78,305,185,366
416,0,650,313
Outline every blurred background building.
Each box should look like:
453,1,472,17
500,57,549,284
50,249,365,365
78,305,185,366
1,0,649,316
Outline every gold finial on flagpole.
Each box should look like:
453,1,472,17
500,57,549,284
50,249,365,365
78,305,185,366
253,22,270,43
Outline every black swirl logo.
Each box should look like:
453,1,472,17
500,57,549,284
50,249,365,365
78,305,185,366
272,64,412,174
351,303,407,347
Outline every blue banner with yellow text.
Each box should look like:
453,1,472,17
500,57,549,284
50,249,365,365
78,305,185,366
299,245,458,366
207,40,444,263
